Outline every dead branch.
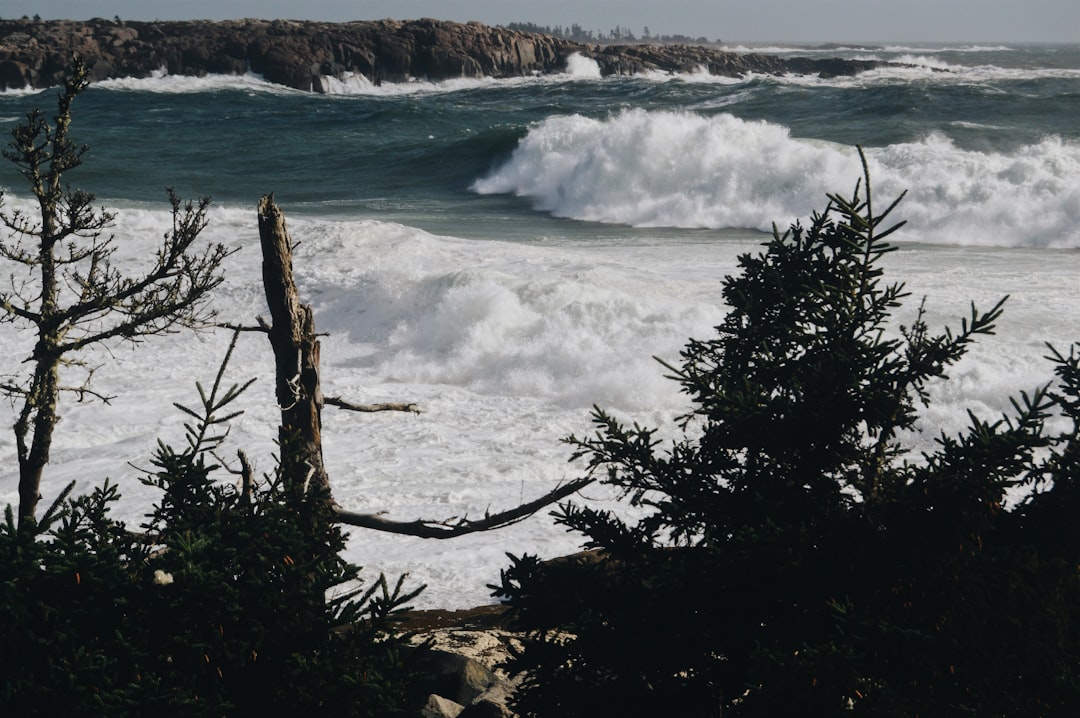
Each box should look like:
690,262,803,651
332,475,595,538
238,449,255,503
216,321,270,334
62,384,114,403
325,396,421,414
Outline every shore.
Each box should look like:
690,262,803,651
1,17,883,92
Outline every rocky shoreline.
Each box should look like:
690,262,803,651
399,605,523,717
0,17,883,92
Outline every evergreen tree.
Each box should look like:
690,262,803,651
496,151,1080,717
0,58,231,526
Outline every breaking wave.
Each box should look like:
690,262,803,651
473,109,1080,247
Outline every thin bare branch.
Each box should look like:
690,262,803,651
0,382,28,397
58,383,114,404
324,396,421,414
332,476,595,538
215,321,270,334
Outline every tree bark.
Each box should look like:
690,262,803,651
15,364,59,527
15,194,63,527
257,194,331,502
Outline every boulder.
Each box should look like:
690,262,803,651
422,693,466,718
458,701,515,718
409,648,501,707
459,679,520,718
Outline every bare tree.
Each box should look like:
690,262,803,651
256,195,594,537
0,59,232,526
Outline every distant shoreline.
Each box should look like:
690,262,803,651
0,17,884,92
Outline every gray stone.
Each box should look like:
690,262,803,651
459,700,515,718
459,678,520,718
422,693,466,718
411,648,501,707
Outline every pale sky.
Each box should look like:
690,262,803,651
4,0,1078,43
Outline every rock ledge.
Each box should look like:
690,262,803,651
1,18,883,91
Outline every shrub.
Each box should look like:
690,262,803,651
0,336,422,717
495,153,1080,717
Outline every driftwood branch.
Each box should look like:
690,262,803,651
325,396,421,414
332,475,595,538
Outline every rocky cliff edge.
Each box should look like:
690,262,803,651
0,17,881,92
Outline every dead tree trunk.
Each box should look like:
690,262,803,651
257,195,331,503
255,195,595,537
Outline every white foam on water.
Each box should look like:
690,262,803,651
724,44,1015,54
2,43,1076,609
1,178,1077,608
16,48,1070,100
839,55,1080,81
880,45,1016,53
95,71,300,95
563,53,603,79
474,109,1080,248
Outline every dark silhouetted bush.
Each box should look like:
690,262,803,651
496,154,1080,717
0,336,423,717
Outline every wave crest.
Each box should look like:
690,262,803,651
564,53,603,79
473,109,1080,248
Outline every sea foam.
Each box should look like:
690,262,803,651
473,109,1080,247
564,53,603,79
95,71,297,94
1,193,1077,609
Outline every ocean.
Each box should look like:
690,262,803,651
0,43,1077,607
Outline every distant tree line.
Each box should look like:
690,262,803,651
502,21,715,45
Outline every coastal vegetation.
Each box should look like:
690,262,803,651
0,59,230,527
495,154,1080,716
0,334,422,716
0,62,579,716
0,61,421,716
0,62,1076,717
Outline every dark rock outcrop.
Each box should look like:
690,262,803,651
0,17,884,92
580,43,880,79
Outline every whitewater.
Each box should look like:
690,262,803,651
0,44,1077,607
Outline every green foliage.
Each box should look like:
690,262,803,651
0,57,232,524
0,334,423,717
495,153,1080,717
